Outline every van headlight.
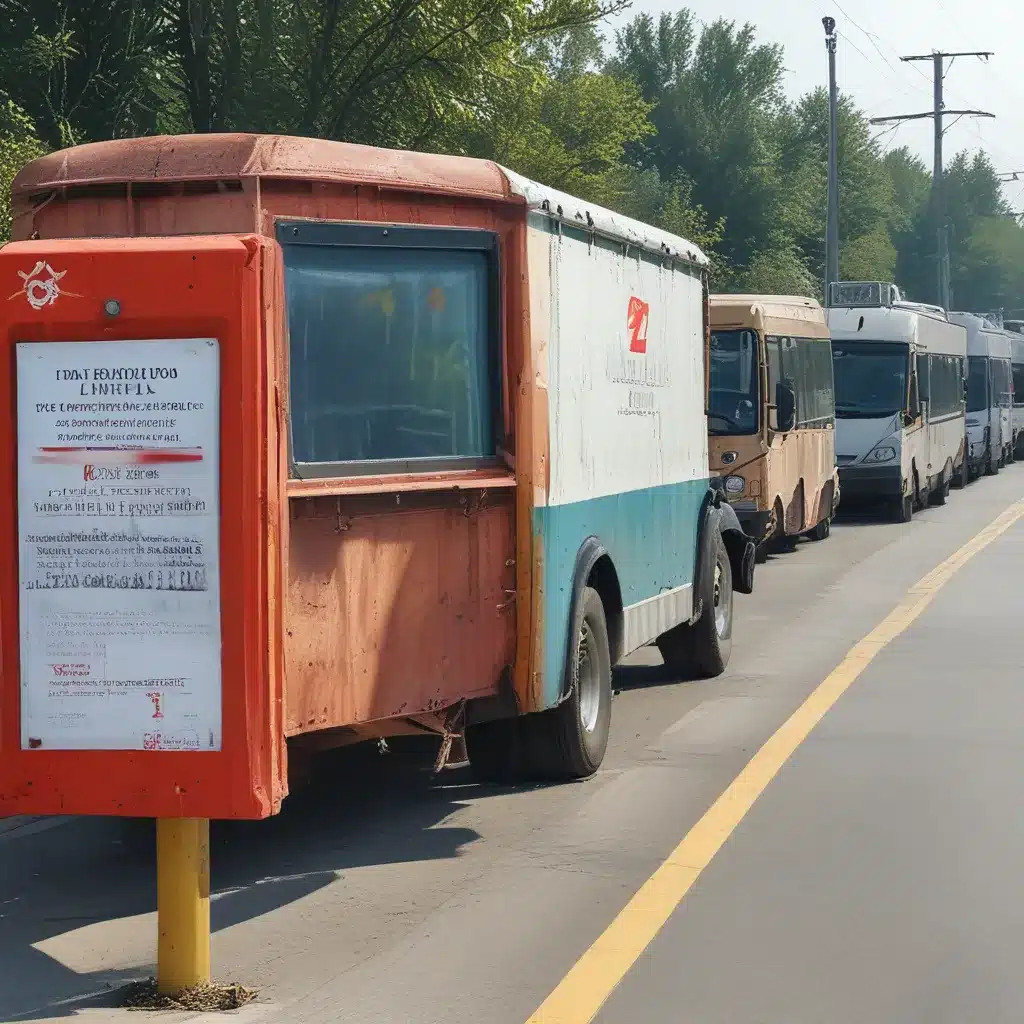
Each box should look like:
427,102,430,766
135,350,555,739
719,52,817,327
724,475,745,494
865,446,896,463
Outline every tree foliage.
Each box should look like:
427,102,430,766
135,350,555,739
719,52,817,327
1,0,1022,317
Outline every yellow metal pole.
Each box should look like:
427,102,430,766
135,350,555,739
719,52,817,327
156,817,211,993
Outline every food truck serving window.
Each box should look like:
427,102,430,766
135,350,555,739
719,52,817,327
279,221,500,474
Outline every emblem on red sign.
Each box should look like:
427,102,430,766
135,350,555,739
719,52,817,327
10,261,79,310
627,296,649,354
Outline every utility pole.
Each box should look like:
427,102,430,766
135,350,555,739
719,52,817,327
823,17,840,305
870,50,994,310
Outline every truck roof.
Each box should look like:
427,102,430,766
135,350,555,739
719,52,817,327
827,304,966,355
12,133,709,267
949,312,1013,358
710,293,827,338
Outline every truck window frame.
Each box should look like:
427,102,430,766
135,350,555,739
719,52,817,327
277,219,504,480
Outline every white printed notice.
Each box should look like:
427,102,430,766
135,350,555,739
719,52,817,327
17,339,221,751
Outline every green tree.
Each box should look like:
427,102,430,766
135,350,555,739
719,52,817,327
608,12,791,267
0,98,46,241
953,216,1024,315
725,238,819,297
0,0,168,147
459,25,654,207
781,88,894,283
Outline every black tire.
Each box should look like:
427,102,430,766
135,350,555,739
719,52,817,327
931,473,950,506
754,542,769,564
517,587,612,781
657,525,734,679
465,717,518,784
804,514,831,541
953,459,968,489
893,492,913,523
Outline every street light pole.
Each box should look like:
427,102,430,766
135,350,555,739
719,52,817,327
823,17,840,305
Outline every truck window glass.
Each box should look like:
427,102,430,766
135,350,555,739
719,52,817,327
282,236,496,467
927,353,962,419
1013,362,1024,407
709,329,758,435
772,335,835,427
967,356,988,413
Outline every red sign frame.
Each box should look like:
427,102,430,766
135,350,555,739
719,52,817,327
0,234,287,819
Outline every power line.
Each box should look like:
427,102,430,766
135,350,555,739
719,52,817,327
870,50,996,310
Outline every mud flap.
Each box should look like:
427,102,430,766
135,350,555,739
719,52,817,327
716,500,756,595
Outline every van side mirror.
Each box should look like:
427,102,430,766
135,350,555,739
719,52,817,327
775,379,796,433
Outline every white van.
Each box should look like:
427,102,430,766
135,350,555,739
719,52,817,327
949,313,1013,477
1005,320,1024,458
828,282,967,522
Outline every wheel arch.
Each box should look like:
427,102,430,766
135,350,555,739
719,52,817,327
559,537,624,702
716,499,756,596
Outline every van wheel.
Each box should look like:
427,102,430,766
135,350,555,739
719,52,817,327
893,493,913,523
953,459,967,489
518,587,612,781
805,515,831,541
657,525,733,678
931,473,951,506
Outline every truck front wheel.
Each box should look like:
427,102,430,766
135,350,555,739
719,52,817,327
657,524,734,678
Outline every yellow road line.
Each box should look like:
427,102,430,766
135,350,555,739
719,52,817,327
527,499,1024,1024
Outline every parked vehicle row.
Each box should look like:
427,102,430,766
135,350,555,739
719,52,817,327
708,280,1019,551
5,133,757,790
9,131,1012,794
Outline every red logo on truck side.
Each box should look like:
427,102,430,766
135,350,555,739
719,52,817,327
627,296,649,354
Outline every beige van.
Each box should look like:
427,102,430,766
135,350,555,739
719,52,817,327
708,294,839,557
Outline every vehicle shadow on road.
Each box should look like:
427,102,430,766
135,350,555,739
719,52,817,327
0,740,522,1020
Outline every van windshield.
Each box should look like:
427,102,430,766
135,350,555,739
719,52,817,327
832,340,908,419
709,329,759,435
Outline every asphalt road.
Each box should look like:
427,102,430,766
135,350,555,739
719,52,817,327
2,468,1023,1023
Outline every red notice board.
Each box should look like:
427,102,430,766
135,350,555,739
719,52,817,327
0,235,287,819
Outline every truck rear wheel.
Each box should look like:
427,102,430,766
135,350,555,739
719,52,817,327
931,470,951,506
519,587,612,781
657,524,733,678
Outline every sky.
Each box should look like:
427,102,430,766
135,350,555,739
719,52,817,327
602,0,1024,211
